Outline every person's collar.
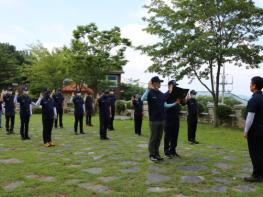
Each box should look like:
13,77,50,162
253,90,262,96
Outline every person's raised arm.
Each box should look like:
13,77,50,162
35,93,43,106
70,92,74,103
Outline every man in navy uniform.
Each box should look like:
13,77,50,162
0,90,3,129
108,89,116,131
85,92,93,127
36,88,57,147
141,77,178,162
53,88,64,128
244,76,263,182
132,94,143,136
164,80,181,158
71,90,85,135
3,87,16,134
186,90,199,144
16,87,32,140
98,91,111,140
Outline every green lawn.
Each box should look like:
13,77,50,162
0,114,262,197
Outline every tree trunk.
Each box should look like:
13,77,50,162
213,101,219,127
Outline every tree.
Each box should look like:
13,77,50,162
140,0,263,126
0,43,27,89
25,43,71,97
120,80,145,101
70,23,131,94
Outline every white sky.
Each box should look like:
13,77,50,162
0,0,262,96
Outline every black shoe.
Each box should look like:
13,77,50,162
80,132,86,134
100,137,110,140
193,140,199,144
155,155,164,161
75,132,78,135
21,137,26,140
189,140,195,145
149,155,158,162
172,152,181,158
60,126,64,129
25,137,31,140
165,154,173,159
244,176,263,182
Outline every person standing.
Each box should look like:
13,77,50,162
164,80,181,158
53,88,65,129
0,90,3,129
98,91,111,140
70,90,85,135
36,88,57,147
3,87,16,134
16,87,32,140
132,95,143,136
141,76,177,162
85,93,93,127
186,90,199,144
244,76,263,182
108,90,116,131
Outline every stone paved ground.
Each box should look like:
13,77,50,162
0,115,262,197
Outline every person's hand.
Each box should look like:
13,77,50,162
148,81,153,89
72,92,75,97
39,93,43,99
175,99,181,105
15,90,18,96
244,132,248,139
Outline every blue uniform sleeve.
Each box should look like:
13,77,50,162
141,89,150,101
164,102,176,109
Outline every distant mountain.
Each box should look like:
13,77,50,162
196,91,249,104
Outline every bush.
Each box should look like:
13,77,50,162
126,101,133,110
32,107,42,114
217,105,233,120
197,102,206,114
241,107,248,120
116,100,126,115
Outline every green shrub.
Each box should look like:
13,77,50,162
241,107,248,120
126,101,133,110
32,107,42,114
197,102,206,114
217,105,233,120
116,100,126,115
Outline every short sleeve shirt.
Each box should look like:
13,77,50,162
147,89,165,122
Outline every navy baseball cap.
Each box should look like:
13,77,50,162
151,76,164,83
168,80,178,86
190,90,197,95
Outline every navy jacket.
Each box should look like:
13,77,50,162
40,97,54,119
53,93,64,110
73,96,84,115
3,94,15,115
147,89,165,122
17,95,31,116
247,91,263,136
98,95,110,116
187,98,198,117
164,91,180,121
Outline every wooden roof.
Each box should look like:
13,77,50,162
62,83,93,94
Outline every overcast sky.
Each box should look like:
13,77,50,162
0,0,262,96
